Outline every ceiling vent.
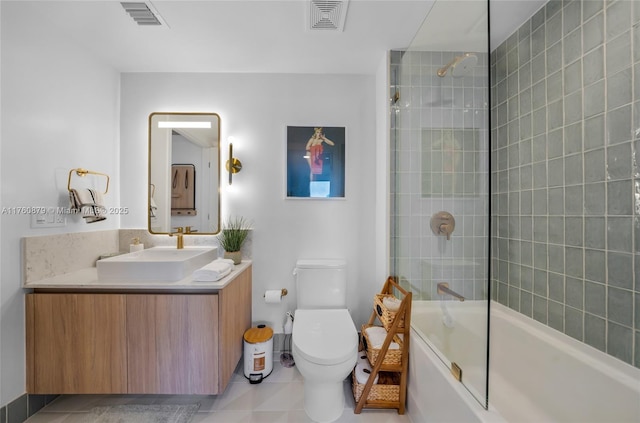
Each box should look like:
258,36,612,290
121,2,164,26
309,0,349,31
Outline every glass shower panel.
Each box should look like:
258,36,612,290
391,0,490,408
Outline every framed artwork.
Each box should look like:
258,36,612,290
286,126,346,198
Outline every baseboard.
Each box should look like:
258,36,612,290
0,394,58,423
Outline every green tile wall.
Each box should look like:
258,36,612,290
490,0,640,368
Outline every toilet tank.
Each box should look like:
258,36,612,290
294,259,347,309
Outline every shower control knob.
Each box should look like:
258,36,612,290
431,211,455,240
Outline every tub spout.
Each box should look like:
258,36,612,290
437,282,465,301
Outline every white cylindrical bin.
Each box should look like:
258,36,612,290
243,324,274,384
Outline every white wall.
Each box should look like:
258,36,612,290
120,72,381,330
0,3,120,404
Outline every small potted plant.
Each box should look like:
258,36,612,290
218,216,251,264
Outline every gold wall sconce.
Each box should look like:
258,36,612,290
225,142,242,185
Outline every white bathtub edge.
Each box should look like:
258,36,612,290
491,302,640,390
410,300,640,423
408,327,505,423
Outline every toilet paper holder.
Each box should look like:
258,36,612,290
264,288,288,298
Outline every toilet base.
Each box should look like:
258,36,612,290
303,381,345,423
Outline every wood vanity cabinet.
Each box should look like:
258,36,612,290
126,294,219,394
26,265,252,395
25,293,128,394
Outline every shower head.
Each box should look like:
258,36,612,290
437,53,478,77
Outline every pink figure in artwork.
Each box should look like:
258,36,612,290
305,127,335,176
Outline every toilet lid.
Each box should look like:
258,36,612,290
293,309,358,365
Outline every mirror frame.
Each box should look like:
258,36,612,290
148,112,221,235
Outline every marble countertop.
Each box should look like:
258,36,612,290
24,260,251,291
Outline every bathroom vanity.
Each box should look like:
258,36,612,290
25,262,252,395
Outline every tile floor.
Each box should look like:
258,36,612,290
25,361,412,422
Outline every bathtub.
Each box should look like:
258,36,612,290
407,300,640,423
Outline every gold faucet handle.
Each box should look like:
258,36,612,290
185,226,198,234
431,211,455,240
439,223,452,240
171,227,184,234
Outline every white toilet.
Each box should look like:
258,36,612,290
292,259,358,423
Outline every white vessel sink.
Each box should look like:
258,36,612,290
97,246,218,282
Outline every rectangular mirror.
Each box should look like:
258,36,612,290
149,112,220,234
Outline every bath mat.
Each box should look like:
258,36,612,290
84,403,200,423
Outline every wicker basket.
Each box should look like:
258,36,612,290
361,325,403,366
351,368,400,403
373,294,405,331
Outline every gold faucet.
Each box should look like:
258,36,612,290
169,227,184,249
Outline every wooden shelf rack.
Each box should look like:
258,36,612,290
353,276,412,414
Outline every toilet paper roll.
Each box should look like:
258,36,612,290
264,290,282,304
356,351,368,366
355,362,378,385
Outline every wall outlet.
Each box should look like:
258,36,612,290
31,210,67,228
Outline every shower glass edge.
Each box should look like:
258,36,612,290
390,0,491,409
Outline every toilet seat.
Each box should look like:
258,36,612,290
293,309,358,366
